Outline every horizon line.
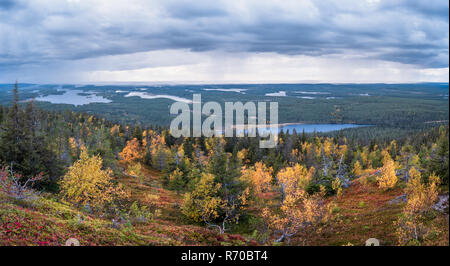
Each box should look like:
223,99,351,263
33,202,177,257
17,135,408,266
2,81,449,86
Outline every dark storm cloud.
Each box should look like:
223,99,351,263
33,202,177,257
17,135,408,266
0,0,448,75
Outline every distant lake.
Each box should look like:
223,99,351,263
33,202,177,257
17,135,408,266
124,91,192,103
240,123,371,135
34,90,112,106
279,123,370,133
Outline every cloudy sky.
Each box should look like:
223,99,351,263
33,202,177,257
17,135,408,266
0,0,448,84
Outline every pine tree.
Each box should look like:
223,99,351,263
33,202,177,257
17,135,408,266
428,127,449,185
0,82,25,169
0,84,62,189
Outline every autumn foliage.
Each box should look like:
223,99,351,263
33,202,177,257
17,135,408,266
0,84,448,247
395,168,441,245
59,149,128,209
262,164,329,243
182,173,222,224
377,158,398,191
241,162,273,194
119,138,144,162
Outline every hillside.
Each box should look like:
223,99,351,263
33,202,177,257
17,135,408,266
1,162,448,246
0,164,256,246
294,177,448,246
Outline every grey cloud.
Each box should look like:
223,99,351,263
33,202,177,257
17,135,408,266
0,0,448,79
382,0,449,19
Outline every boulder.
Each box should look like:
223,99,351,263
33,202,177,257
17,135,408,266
433,195,449,213
389,194,407,205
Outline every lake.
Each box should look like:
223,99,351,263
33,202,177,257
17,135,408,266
34,90,112,106
239,123,371,135
279,123,370,133
124,91,192,103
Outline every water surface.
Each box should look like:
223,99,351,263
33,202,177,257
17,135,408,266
35,90,111,106
280,123,370,133
242,123,371,135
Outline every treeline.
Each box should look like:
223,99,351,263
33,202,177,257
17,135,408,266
0,83,164,191
1,83,448,194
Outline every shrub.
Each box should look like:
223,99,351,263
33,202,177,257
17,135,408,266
127,163,145,184
0,165,42,200
377,159,398,191
395,168,441,245
59,149,129,211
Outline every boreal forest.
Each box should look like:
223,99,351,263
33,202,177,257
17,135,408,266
0,83,448,246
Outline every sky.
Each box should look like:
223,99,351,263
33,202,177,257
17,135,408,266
0,0,448,84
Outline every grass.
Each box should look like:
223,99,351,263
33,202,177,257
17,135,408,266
358,201,366,208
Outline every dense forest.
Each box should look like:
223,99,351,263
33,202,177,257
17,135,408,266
1,83,447,129
0,83,448,246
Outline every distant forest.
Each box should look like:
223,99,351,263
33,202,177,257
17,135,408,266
0,83,448,130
